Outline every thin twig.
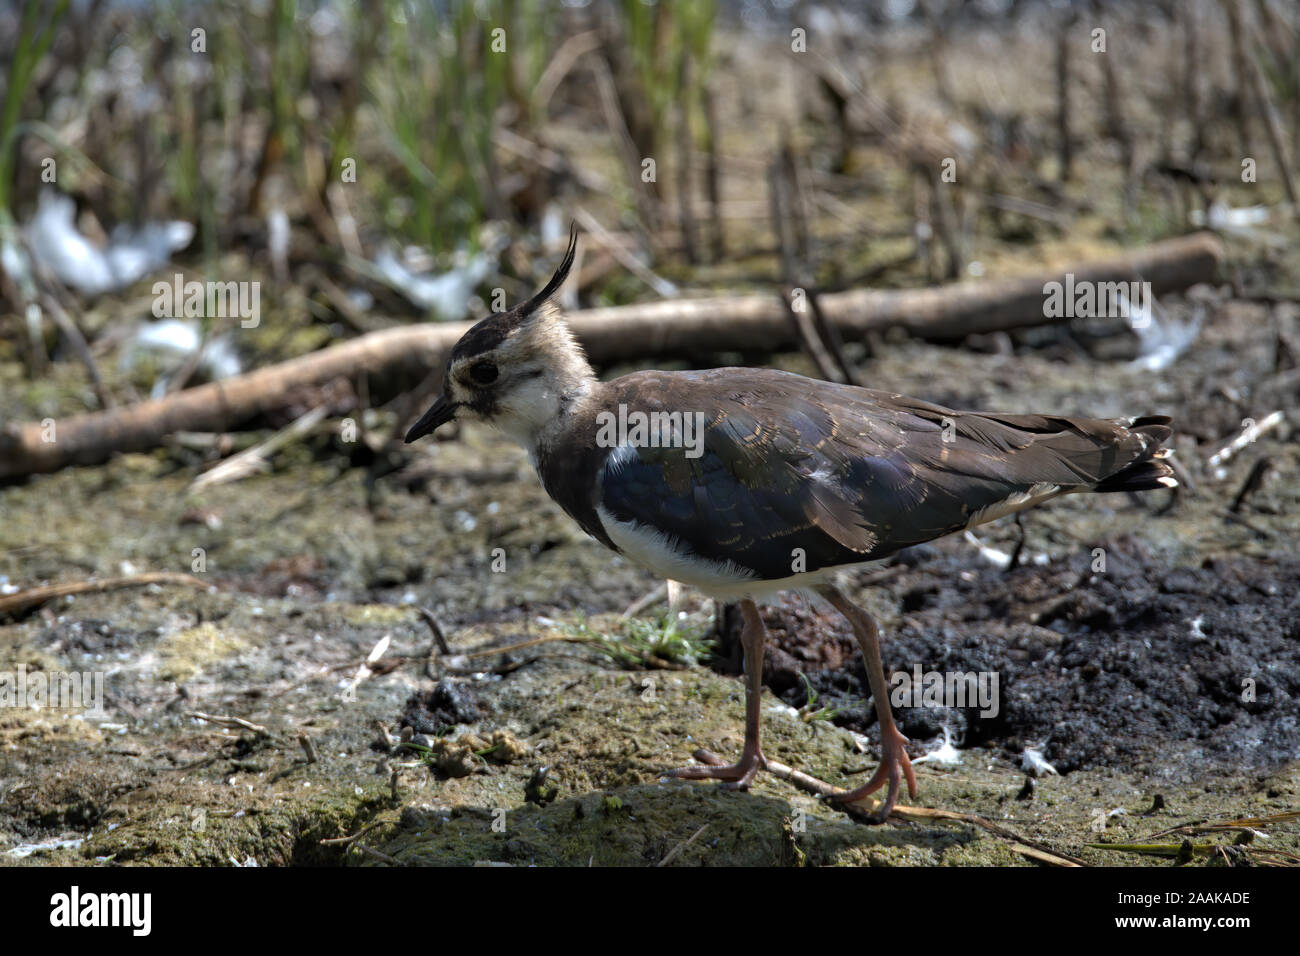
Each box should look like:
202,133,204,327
1144,810,1300,840
493,126,612,195
533,29,603,113
1221,507,1276,538
341,634,392,700
189,403,331,491
701,82,724,261
1243,14,1299,211
352,843,402,866
779,286,842,383
622,583,668,619
692,750,1085,866
674,51,698,266
1205,411,1285,471
186,711,272,737
573,207,677,298
589,52,656,230
307,266,388,333
657,824,709,867
39,292,114,409
1229,458,1271,512
0,572,209,618
417,607,452,655
806,288,862,386
320,822,382,846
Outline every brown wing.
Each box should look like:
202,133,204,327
596,368,1171,579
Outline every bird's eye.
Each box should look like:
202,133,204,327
469,361,499,385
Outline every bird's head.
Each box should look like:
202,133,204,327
404,227,593,450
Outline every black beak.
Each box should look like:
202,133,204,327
404,394,456,443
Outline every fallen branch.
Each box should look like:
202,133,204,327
0,233,1224,480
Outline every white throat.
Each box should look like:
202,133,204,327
490,376,591,457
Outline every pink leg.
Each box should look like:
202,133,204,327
819,585,917,823
664,599,767,789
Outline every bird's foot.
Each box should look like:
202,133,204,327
663,747,765,790
826,728,917,823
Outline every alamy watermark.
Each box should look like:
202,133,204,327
890,665,999,718
0,664,106,717
1042,273,1152,324
595,403,706,459
49,886,150,936
152,273,261,328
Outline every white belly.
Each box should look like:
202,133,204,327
595,504,884,601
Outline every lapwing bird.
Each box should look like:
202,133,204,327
405,231,1177,821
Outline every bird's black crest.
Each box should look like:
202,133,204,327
448,223,578,363
521,222,578,316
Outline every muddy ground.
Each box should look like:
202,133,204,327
2,290,1297,867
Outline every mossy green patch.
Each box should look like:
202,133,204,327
154,622,249,682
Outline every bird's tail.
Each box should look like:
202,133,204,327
1090,416,1178,493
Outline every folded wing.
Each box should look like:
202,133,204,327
599,369,1172,580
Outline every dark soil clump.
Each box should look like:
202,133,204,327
400,679,483,734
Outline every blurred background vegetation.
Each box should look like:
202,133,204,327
0,0,1297,413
